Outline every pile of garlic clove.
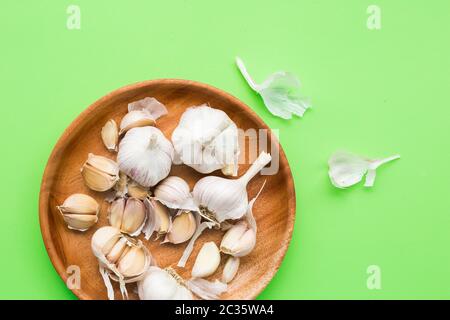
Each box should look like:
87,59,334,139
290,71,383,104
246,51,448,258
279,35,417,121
56,97,272,300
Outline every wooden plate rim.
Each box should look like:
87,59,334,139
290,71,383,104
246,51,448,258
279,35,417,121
38,79,296,300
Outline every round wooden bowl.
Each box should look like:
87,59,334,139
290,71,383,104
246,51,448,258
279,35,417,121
39,79,296,300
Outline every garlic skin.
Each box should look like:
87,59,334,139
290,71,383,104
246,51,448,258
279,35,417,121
193,152,271,224
117,126,174,187
220,221,255,257
328,151,401,188
108,197,147,236
222,257,240,283
154,176,198,211
127,180,150,200
119,97,168,135
171,105,240,176
236,57,311,120
57,193,99,231
191,242,221,278
101,119,119,152
138,267,193,300
164,211,197,244
91,226,152,300
81,153,119,192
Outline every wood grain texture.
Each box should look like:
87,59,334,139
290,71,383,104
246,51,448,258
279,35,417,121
39,79,296,300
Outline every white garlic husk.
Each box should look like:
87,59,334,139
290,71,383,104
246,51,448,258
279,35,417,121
91,226,152,300
193,152,271,224
119,97,168,135
154,176,198,211
138,267,227,300
171,105,240,176
236,57,311,120
117,126,174,188
57,193,99,231
108,197,147,236
81,153,120,192
328,151,400,188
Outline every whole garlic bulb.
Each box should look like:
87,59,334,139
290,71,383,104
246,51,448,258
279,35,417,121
108,197,147,236
154,176,198,211
138,267,227,300
171,105,240,176
91,226,152,300
117,126,174,188
193,152,271,224
57,193,99,231
119,97,168,135
81,153,119,192
138,267,193,300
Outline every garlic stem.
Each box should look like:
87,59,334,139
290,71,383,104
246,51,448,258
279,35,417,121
239,152,272,185
236,57,258,91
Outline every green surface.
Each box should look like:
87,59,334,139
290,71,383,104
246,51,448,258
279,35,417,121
0,0,449,299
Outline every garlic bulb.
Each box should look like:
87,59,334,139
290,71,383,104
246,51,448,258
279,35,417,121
81,153,119,192
101,119,119,152
108,197,147,236
142,198,171,240
138,267,193,300
236,57,311,120
138,267,227,300
57,193,99,231
91,226,152,300
171,105,240,176
328,151,401,188
117,126,174,187
222,256,240,283
191,242,221,278
193,151,271,224
164,211,197,244
119,97,168,135
154,176,198,211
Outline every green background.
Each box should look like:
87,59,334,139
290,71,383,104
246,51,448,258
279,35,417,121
1,0,449,299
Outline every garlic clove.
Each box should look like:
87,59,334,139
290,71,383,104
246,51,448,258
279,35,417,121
221,256,240,283
106,237,128,264
165,211,196,244
117,246,146,278
119,111,156,135
101,119,119,152
115,172,128,197
154,176,198,211
191,241,221,278
91,226,122,257
220,221,256,257
57,194,99,231
62,214,98,231
121,197,146,235
81,154,119,192
127,180,150,200
108,197,125,230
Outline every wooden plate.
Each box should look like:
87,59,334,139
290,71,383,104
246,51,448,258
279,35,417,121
39,79,296,300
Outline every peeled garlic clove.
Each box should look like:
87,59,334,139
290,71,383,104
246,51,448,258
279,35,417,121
220,221,256,257
154,176,198,211
57,193,99,231
191,241,221,278
222,257,240,283
119,97,168,135
127,180,150,200
172,105,240,176
81,154,119,192
165,211,196,244
193,152,271,223
117,246,146,278
101,119,118,151
118,127,174,187
91,226,122,258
